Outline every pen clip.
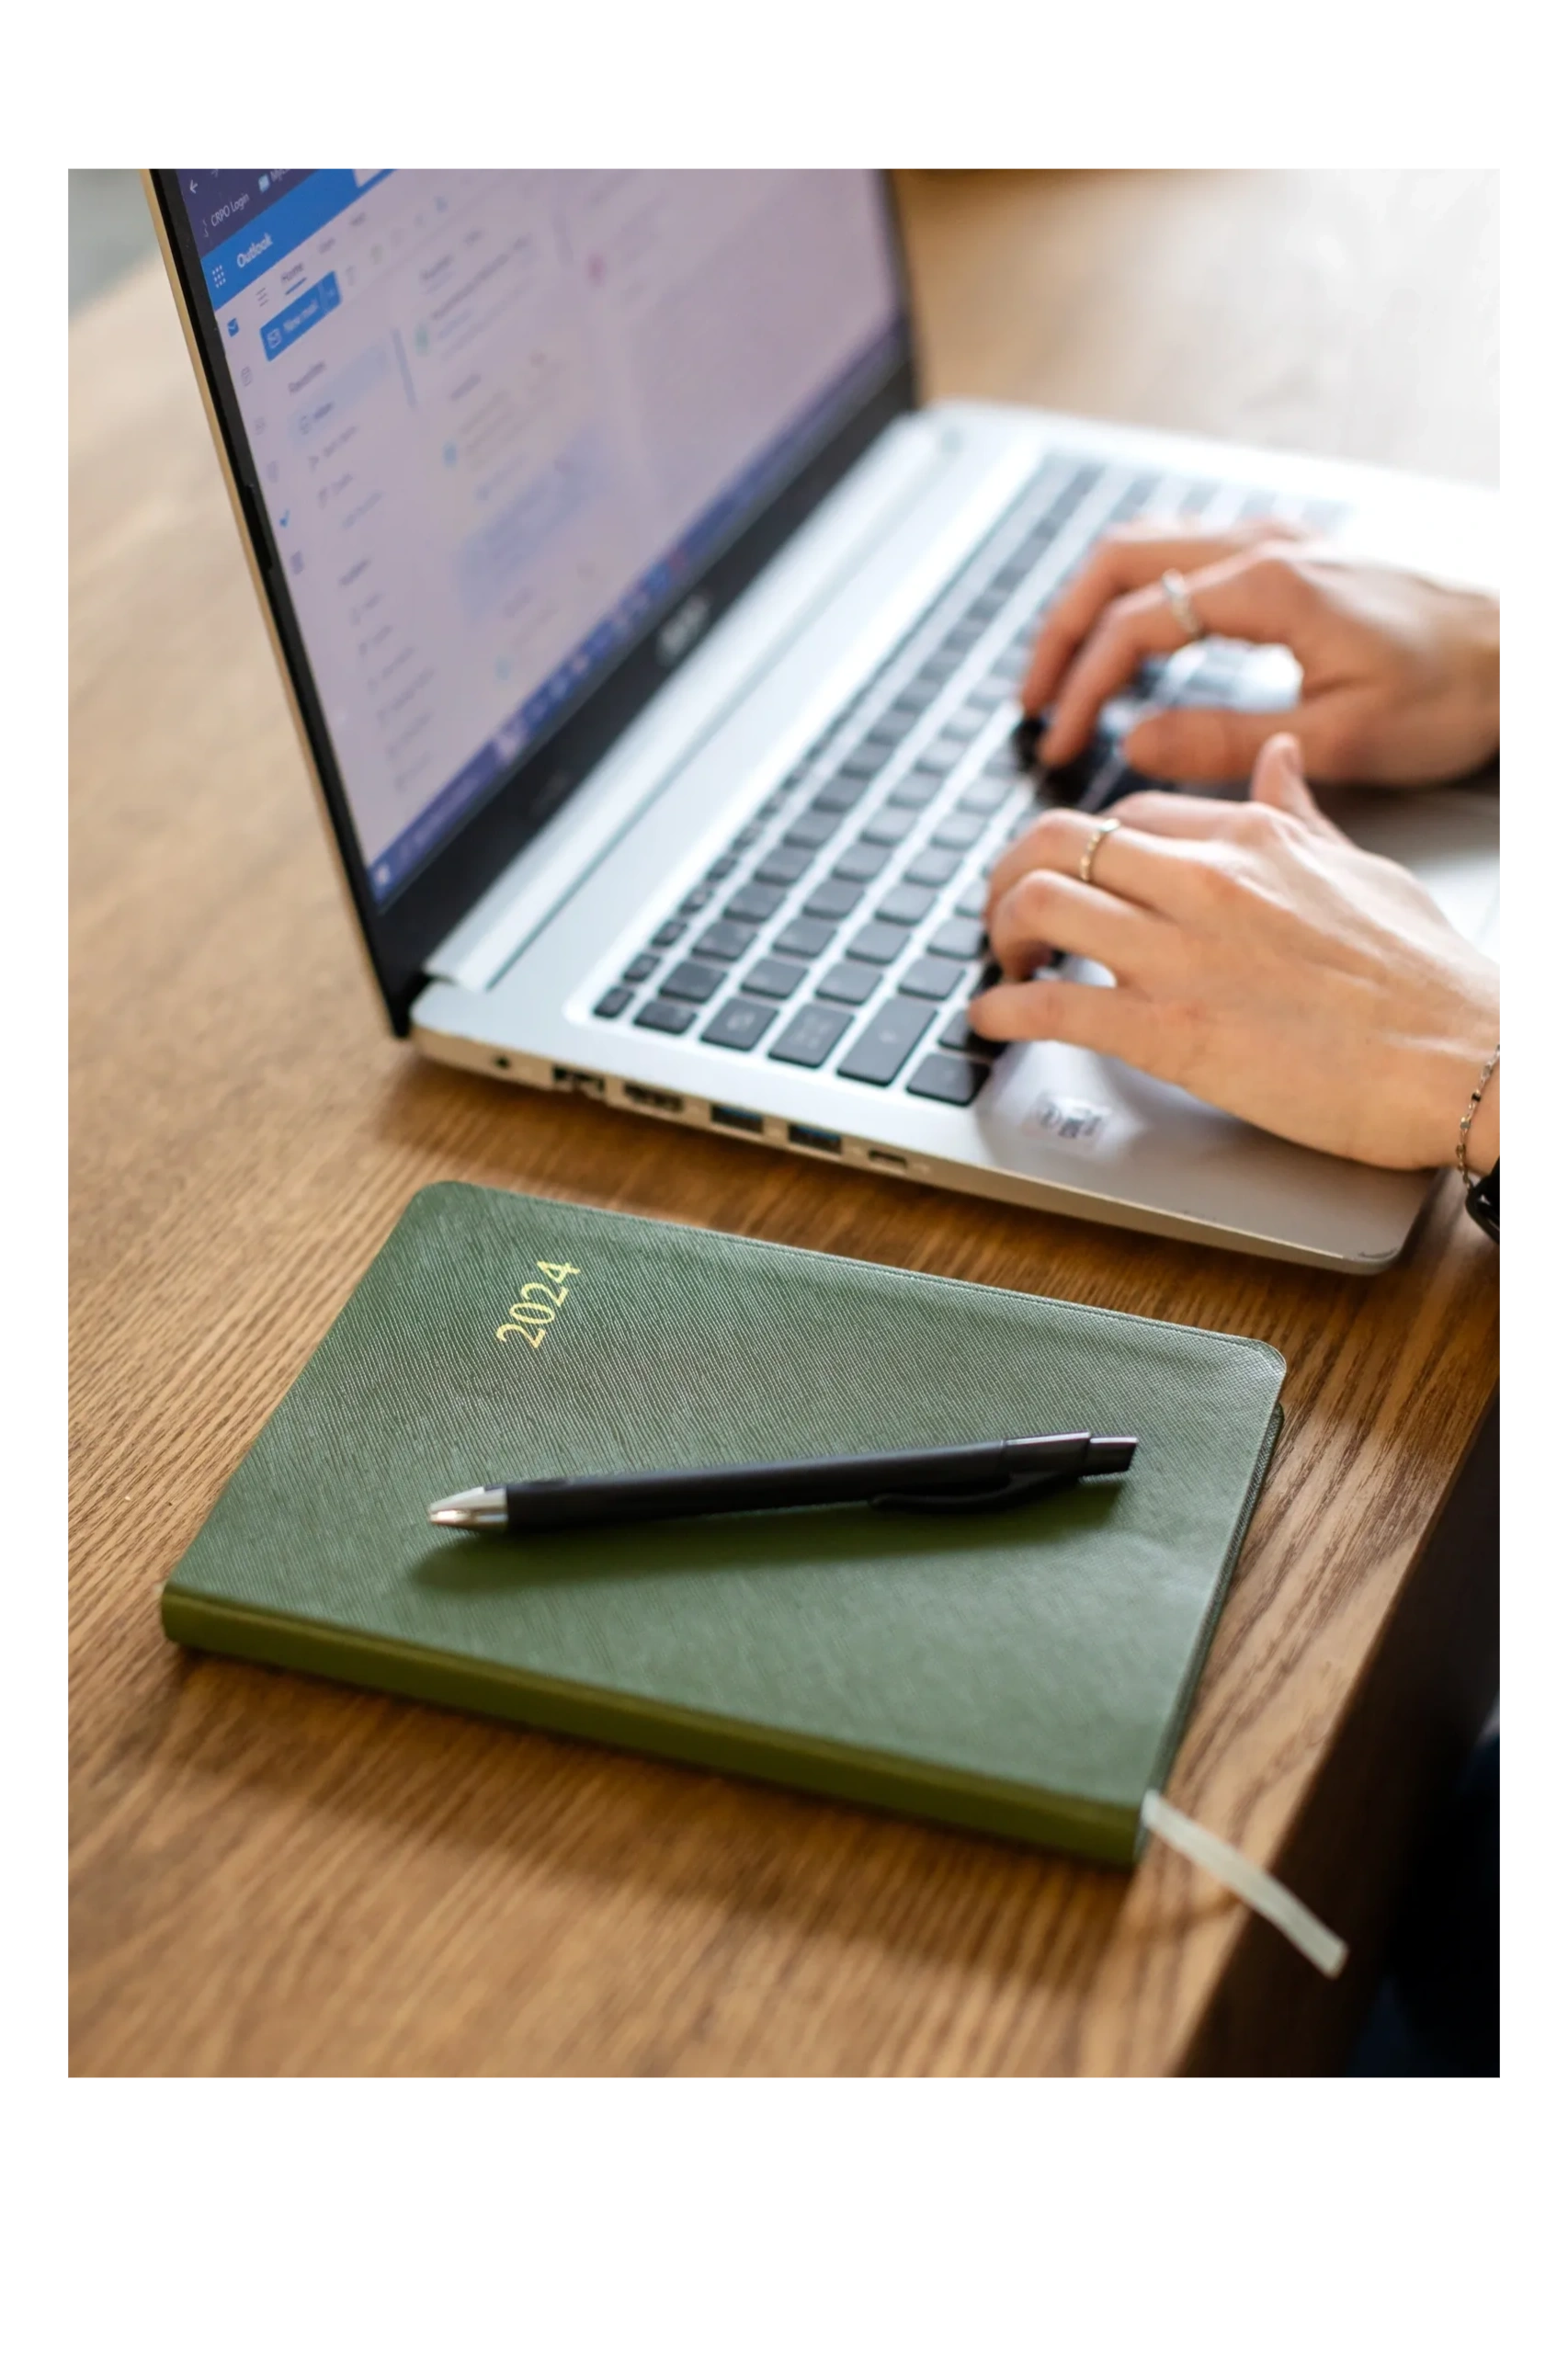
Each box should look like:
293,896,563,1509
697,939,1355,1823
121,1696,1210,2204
869,1471,1075,1517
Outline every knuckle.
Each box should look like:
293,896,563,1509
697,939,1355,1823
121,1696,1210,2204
1018,867,1071,914
1021,807,1078,860
1233,801,1285,848
1252,547,1306,595
1188,847,1249,908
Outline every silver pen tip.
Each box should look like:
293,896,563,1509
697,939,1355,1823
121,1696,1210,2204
426,1485,507,1530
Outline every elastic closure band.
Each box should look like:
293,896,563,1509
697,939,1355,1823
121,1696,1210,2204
1141,1791,1348,1979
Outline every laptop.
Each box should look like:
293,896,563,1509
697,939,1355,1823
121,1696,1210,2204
147,169,1499,1271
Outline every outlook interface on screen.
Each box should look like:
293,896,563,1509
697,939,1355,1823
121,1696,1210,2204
179,169,903,900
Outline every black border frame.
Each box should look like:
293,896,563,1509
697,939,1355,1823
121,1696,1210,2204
150,171,919,1032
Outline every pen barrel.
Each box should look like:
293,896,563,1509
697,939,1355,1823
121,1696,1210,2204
503,1439,1036,1531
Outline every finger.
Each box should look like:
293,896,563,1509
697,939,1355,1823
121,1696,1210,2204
1018,520,1301,714
1127,689,1388,793
1123,701,1289,786
986,868,1165,983
1041,545,1316,764
965,974,1152,1062
1247,731,1347,838
983,802,1204,924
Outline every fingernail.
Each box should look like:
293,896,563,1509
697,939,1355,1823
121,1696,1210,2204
1272,733,1303,779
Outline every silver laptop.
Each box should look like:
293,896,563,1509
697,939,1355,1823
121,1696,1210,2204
149,168,1498,1271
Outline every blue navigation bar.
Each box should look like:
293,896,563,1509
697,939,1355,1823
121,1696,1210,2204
200,170,392,306
263,272,342,360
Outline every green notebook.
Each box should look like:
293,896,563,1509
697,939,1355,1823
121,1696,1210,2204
163,1183,1284,1865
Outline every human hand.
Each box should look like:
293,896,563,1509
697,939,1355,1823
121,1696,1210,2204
970,733,1500,1173
1019,522,1500,788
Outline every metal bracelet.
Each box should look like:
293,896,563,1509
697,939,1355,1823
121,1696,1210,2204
1456,1042,1500,1185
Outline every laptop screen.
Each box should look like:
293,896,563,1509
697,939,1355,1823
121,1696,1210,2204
173,170,905,905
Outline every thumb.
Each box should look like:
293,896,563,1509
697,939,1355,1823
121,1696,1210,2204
1249,732,1344,836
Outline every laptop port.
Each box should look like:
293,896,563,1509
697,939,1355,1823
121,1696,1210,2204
866,1148,908,1169
624,1083,686,1115
710,1104,766,1134
551,1066,606,1097
787,1122,842,1154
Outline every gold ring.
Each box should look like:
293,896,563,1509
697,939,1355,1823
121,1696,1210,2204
1078,815,1122,887
1160,567,1206,642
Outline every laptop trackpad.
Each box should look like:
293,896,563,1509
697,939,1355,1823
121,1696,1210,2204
1316,779,1499,953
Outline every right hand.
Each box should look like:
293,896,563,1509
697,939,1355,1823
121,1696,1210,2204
1019,521,1500,789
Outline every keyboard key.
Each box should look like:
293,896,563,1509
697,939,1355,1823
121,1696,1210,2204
803,877,863,921
897,956,961,1001
959,775,1011,814
955,879,987,919
679,885,715,916
906,1051,989,1105
731,821,765,850
929,917,986,961
755,841,814,888
838,998,933,1086
634,996,695,1035
939,1007,1006,1058
706,853,740,881
772,916,835,961
940,706,988,743
812,774,872,814
879,883,937,926
701,996,777,1051
621,952,659,983
785,809,841,850
846,920,907,966
726,881,787,925
931,810,984,851
904,847,961,889
595,985,633,1019
887,769,944,810
815,960,881,1006
833,839,892,883
768,1003,853,1068
659,959,724,1005
866,710,917,749
742,955,810,1000
651,918,687,949
837,743,890,779
693,918,757,963
860,805,916,847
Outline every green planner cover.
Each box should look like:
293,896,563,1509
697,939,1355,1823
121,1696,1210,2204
163,1183,1285,1865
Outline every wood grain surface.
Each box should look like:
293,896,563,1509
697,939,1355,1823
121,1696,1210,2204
70,170,1499,2076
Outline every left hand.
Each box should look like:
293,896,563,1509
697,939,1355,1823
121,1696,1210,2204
968,733,1500,1172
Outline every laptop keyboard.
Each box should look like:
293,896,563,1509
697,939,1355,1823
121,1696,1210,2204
590,459,1346,1110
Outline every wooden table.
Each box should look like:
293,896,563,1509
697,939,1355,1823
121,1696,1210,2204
70,170,1499,2075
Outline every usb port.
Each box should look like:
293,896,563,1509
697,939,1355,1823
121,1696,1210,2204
551,1065,606,1097
866,1148,908,1169
787,1122,842,1154
710,1104,766,1134
624,1083,686,1115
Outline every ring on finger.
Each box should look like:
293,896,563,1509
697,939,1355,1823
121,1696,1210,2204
1078,815,1122,888
1159,567,1207,643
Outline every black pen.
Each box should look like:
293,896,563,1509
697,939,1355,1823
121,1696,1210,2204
426,1431,1137,1533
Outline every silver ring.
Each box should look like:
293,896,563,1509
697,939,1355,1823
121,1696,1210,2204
1160,567,1207,643
1078,815,1122,887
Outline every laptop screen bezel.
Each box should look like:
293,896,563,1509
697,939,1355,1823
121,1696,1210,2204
148,170,919,1032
